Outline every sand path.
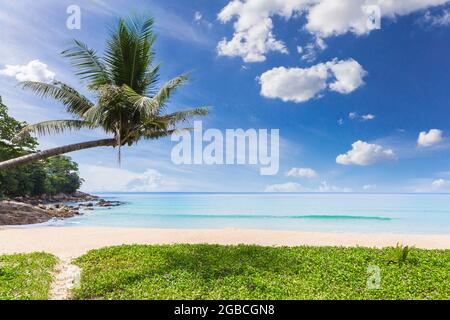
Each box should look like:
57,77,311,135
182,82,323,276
1,227,449,259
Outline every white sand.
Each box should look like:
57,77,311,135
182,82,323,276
1,227,449,258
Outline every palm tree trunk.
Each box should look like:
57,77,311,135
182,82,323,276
0,138,116,170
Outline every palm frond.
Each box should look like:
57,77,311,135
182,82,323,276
139,64,160,96
104,17,156,92
140,127,194,141
19,81,94,117
150,75,189,115
14,15,209,156
62,39,110,87
82,105,106,126
122,85,158,118
14,120,93,141
161,108,209,125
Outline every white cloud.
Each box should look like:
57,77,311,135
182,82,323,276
349,112,358,120
316,181,352,193
286,167,317,178
363,184,376,191
336,140,396,166
0,59,55,82
306,0,449,37
431,179,450,191
298,37,327,62
79,165,180,192
264,182,305,192
417,129,443,147
362,113,376,121
259,63,328,103
259,58,366,103
422,9,450,26
348,112,376,121
217,0,301,62
194,11,203,22
217,0,448,62
264,181,351,192
415,179,450,193
328,59,367,93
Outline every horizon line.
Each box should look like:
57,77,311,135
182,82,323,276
87,191,450,195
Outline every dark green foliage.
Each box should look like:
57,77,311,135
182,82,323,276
0,98,82,198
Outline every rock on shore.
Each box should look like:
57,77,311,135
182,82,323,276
0,201,79,225
11,191,99,206
0,192,123,226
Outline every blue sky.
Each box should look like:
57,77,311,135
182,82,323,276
1,0,450,193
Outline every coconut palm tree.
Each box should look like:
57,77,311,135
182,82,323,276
0,16,207,170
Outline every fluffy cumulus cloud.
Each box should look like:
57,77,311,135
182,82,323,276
217,0,305,62
79,165,180,192
336,140,396,166
259,58,366,103
417,129,443,147
218,0,449,62
327,58,367,93
264,181,351,192
285,167,317,178
259,63,328,103
0,59,55,82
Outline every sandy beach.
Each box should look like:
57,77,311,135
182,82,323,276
1,227,449,258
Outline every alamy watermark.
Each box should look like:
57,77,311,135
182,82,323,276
66,4,81,30
364,5,381,31
366,265,381,289
171,121,279,175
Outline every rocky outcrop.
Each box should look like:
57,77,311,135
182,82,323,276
11,191,99,206
97,199,124,207
0,192,124,226
0,201,80,225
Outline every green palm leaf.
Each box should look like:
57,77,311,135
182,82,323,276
19,81,94,117
149,74,189,116
62,39,110,87
5,14,208,169
161,108,209,125
14,120,93,141
121,84,158,118
104,16,156,92
139,64,160,96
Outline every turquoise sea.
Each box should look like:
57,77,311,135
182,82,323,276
39,193,450,234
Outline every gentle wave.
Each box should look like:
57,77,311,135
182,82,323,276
145,214,392,221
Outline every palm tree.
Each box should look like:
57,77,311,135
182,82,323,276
0,16,207,170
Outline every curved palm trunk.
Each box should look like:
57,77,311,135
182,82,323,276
0,138,116,170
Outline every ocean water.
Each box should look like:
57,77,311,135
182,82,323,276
39,193,450,234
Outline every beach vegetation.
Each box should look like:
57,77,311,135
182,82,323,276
0,252,57,300
73,244,450,300
387,243,416,266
